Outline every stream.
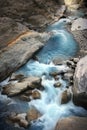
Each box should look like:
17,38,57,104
0,18,87,130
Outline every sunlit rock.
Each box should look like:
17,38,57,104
64,0,83,10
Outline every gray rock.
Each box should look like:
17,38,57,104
0,17,50,81
73,55,87,109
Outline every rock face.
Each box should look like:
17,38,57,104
2,77,41,96
55,116,87,130
73,55,87,109
0,17,50,81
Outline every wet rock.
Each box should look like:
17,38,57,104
26,108,41,122
9,73,25,81
73,55,87,109
73,58,79,64
66,60,75,67
55,116,87,130
70,58,79,64
63,72,73,81
54,82,62,88
73,92,87,109
32,90,41,99
19,95,31,102
54,75,60,80
50,71,59,77
8,113,28,128
2,77,41,97
61,90,71,104
18,90,33,102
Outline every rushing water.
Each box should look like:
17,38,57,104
0,18,87,130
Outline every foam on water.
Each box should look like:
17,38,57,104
28,76,87,130
17,59,69,77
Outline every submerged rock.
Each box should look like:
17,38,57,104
73,55,87,109
2,77,41,97
26,108,41,122
55,116,87,130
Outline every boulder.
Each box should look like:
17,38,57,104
2,77,41,96
73,55,87,109
55,116,87,130
32,90,41,99
0,17,51,82
71,18,87,31
26,108,41,122
61,90,71,104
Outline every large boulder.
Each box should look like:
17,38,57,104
73,55,87,109
55,116,87,130
2,76,41,97
0,17,50,81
